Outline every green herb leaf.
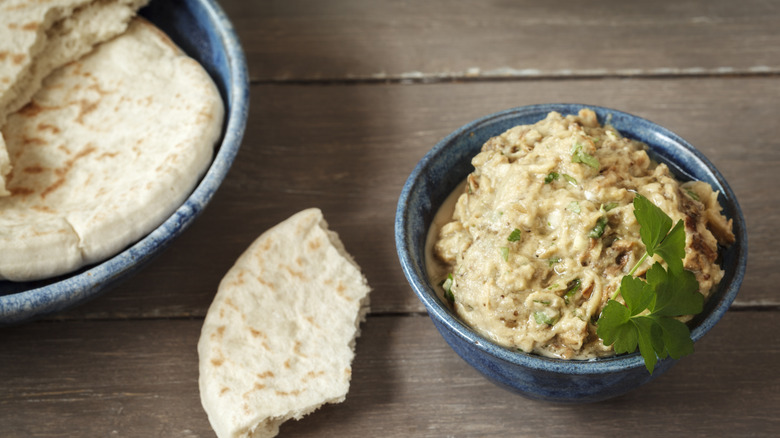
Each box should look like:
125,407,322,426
507,228,522,242
534,311,557,325
597,195,704,374
653,219,686,274
564,278,581,303
544,172,559,184
571,142,600,169
633,194,673,256
562,174,578,186
589,216,608,239
567,201,581,214
499,246,509,261
602,201,619,212
548,256,561,267
441,274,455,302
685,189,700,201
646,263,702,317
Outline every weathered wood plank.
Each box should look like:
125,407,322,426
218,0,780,81
56,76,778,320
1,311,777,436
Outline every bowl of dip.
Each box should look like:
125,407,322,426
395,103,747,402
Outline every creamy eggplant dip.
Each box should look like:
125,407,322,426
427,109,734,360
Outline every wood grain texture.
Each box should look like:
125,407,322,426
57,76,779,321
221,0,780,81
1,312,777,437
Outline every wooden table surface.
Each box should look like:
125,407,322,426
2,0,779,436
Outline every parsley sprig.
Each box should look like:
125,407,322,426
596,194,703,374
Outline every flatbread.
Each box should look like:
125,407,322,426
198,208,372,438
0,0,149,195
0,17,224,281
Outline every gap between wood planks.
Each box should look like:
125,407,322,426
248,67,780,86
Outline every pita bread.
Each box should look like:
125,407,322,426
0,0,149,195
198,209,372,438
0,18,224,281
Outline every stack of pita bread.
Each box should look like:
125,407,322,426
0,0,150,195
0,0,224,281
198,209,371,438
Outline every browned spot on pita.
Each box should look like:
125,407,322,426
41,178,65,199
345,367,352,376
295,256,304,267
0,51,7,61
22,22,39,31
22,136,46,146
219,387,230,396
87,82,111,96
6,23,18,29
211,357,224,367
224,297,239,312
293,341,308,358
275,389,303,397
210,325,226,341
304,316,321,330
249,327,266,339
284,359,292,369
257,371,275,379
256,275,273,288
282,264,305,280
31,205,55,214
11,53,25,65
260,238,273,252
97,152,119,160
42,145,96,198
18,101,51,118
76,99,100,124
308,237,322,251
302,370,325,382
1,77,9,84
335,281,352,301
37,123,60,134
23,165,46,174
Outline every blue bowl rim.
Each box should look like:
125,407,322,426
396,103,748,375
0,0,250,325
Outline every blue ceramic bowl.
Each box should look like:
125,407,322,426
395,103,748,402
0,0,249,325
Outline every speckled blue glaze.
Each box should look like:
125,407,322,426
395,103,748,402
0,0,249,325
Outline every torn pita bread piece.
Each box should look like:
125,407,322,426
198,208,372,438
0,17,224,281
0,0,149,196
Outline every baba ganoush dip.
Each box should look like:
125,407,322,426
427,109,735,360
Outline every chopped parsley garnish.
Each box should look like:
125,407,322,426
567,201,581,214
534,311,557,326
564,278,581,303
596,194,703,374
562,174,578,186
499,246,509,261
441,273,455,302
544,172,559,184
602,201,619,212
589,216,609,239
548,256,561,267
571,142,600,169
685,189,700,201
507,228,522,242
